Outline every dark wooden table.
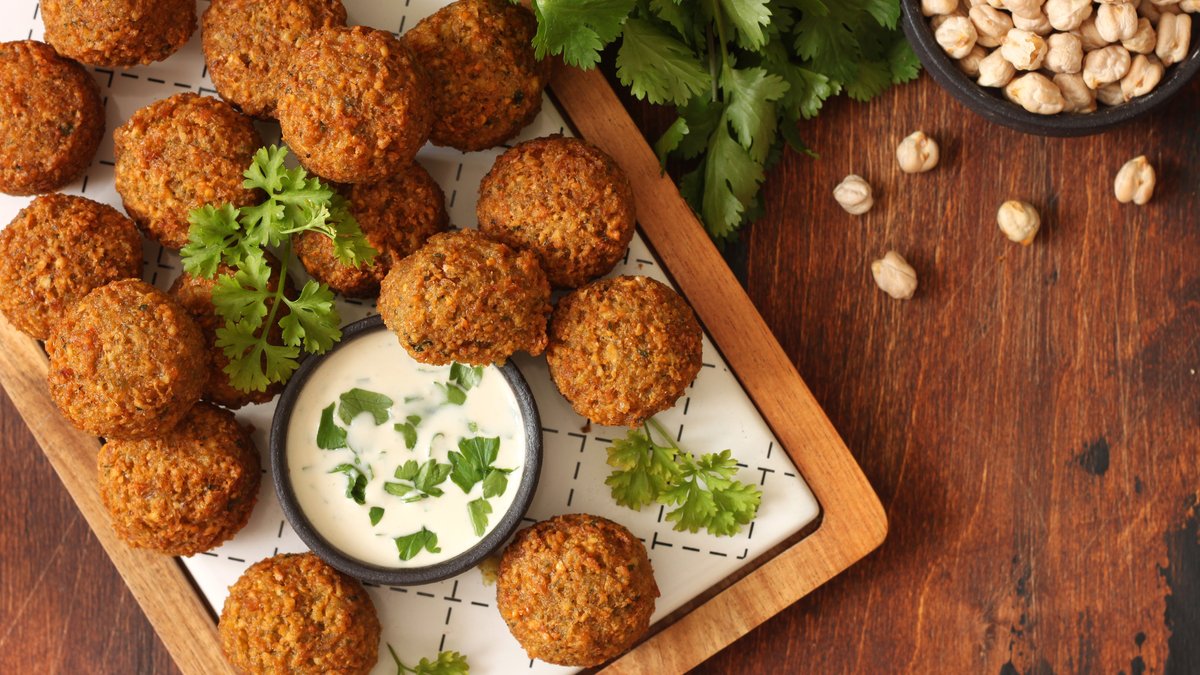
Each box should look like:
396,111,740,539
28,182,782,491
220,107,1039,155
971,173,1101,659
2,71,1198,673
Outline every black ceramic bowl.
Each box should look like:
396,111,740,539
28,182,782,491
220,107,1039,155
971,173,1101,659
901,2,1200,136
270,315,542,586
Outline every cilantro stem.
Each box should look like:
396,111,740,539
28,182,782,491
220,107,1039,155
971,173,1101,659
709,0,732,84
644,417,681,452
261,238,291,346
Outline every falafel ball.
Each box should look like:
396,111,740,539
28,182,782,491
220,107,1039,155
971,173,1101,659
378,229,550,365
114,93,262,249
295,162,448,298
547,276,702,427
401,0,550,151
98,402,261,556
220,552,381,675
201,0,348,118
0,194,141,340
41,0,196,67
0,40,104,195
497,514,659,667
278,26,433,184
478,136,636,288
47,279,210,440
168,257,293,409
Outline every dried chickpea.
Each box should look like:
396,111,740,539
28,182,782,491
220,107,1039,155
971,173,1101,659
1005,72,1067,114
1054,73,1098,112
1123,18,1158,54
997,200,1041,245
896,131,940,173
1096,82,1126,106
1014,11,1055,35
971,5,1016,46
936,15,980,58
834,175,874,215
1155,13,1192,66
1121,54,1166,100
1002,29,1050,69
1096,2,1140,42
1074,18,1112,50
1082,45,1133,88
1114,155,1156,205
958,45,989,76
923,0,961,16
871,251,918,300
1045,32,1085,73
979,48,1019,86
1046,0,1095,31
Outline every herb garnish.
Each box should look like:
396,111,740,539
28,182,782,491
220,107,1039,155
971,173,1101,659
448,436,514,536
394,414,422,450
438,362,484,405
369,506,385,526
181,146,376,392
467,498,493,537
517,1,917,243
386,644,470,675
606,417,762,536
339,388,393,425
384,459,453,502
395,527,442,561
317,403,348,450
330,462,369,505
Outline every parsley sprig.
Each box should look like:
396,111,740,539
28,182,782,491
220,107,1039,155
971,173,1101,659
519,0,918,242
606,417,762,536
386,644,470,675
181,145,376,393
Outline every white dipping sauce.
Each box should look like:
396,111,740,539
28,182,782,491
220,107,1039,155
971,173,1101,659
286,329,526,567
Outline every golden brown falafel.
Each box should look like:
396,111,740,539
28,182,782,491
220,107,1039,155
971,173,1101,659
168,257,293,409
378,229,551,365
278,26,433,184
46,279,210,440
401,0,550,151
547,276,702,427
220,552,381,675
114,93,262,249
41,0,196,67
497,514,659,667
0,40,104,195
0,194,141,340
201,0,348,118
97,402,260,556
478,136,636,288
295,162,448,298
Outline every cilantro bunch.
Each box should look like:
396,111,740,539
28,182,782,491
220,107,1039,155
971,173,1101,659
606,418,762,536
523,0,919,242
181,146,376,393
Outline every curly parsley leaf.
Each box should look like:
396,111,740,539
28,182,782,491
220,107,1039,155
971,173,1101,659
181,204,241,278
281,280,340,353
604,420,762,536
387,644,470,675
395,527,441,561
338,388,394,425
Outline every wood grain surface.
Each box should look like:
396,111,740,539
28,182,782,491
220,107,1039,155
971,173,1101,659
3,69,1198,674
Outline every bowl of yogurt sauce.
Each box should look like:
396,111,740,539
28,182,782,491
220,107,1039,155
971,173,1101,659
270,315,542,585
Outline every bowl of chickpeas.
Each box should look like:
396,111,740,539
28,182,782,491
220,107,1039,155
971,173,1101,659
901,0,1200,136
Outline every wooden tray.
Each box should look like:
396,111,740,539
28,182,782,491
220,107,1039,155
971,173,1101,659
0,65,886,674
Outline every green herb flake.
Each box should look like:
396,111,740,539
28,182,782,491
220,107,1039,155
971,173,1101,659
329,463,368,505
394,527,441,561
467,498,493,537
449,363,484,391
338,388,394,425
385,459,452,502
369,506,385,526
317,403,348,450
395,422,418,450
387,644,470,675
481,467,513,499
436,383,467,406
448,436,501,493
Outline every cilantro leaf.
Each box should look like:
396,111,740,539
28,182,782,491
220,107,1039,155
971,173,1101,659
317,404,348,450
181,204,241,278
448,437,501,493
281,280,340,354
395,527,441,561
654,116,689,167
437,382,468,406
330,463,368,504
718,0,772,50
617,18,711,107
449,363,483,391
721,66,789,163
338,388,393,425
530,0,636,68
385,459,452,502
702,120,764,241
481,468,513,499
467,498,493,537
369,506,385,526
605,427,680,510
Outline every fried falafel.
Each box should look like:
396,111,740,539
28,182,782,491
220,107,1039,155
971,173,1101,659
401,0,550,151
278,26,433,184
0,40,104,195
47,279,209,440
97,402,260,556
547,276,702,427
114,93,262,250
378,229,551,365
295,161,448,298
497,514,659,667
41,0,196,67
220,552,381,675
478,136,636,288
201,0,348,118
0,194,141,340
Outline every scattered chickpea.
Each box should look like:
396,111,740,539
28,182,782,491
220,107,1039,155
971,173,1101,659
1114,155,1156,205
997,201,1042,245
871,251,919,300
896,131,941,174
834,175,875,215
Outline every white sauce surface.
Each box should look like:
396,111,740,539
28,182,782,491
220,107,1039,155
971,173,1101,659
286,329,525,567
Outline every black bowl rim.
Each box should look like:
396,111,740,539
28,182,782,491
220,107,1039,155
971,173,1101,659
269,314,543,586
900,1,1200,137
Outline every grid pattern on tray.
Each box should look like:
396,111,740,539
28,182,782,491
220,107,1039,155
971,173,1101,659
0,2,820,673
